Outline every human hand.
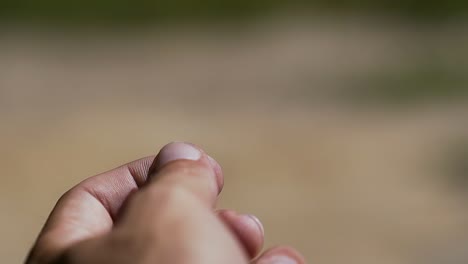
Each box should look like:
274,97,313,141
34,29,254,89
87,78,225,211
27,142,305,264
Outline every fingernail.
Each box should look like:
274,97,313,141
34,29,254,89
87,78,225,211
258,255,297,264
247,214,264,236
157,142,201,167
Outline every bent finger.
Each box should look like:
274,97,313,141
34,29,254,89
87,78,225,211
217,209,264,259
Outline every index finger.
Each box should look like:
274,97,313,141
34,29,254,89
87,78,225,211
27,155,155,263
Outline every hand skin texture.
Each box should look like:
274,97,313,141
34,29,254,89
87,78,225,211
26,142,306,264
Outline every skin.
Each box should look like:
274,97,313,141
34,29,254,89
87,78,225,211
26,142,306,264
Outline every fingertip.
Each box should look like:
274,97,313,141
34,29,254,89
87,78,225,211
150,142,202,174
181,142,224,193
150,142,224,195
246,214,264,237
255,246,306,264
143,141,226,207
218,210,265,258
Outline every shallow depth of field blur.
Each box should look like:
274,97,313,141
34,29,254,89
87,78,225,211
1,1,468,263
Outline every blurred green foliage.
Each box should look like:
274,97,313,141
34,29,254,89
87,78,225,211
0,0,467,25
348,62,468,105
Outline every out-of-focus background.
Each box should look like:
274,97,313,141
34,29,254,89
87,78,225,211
1,1,468,263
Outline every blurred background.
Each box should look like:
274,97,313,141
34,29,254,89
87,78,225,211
1,1,468,263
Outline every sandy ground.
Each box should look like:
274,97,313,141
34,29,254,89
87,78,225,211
1,18,468,263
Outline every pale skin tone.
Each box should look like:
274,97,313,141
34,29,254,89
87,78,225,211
27,142,306,264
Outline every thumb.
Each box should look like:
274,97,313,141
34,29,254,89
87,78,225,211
147,141,223,206
115,142,249,264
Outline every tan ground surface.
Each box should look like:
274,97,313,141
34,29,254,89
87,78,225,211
1,19,468,263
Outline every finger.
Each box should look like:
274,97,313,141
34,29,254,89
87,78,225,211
118,142,248,264
217,210,264,259
27,156,154,263
145,141,223,206
117,141,226,228
252,246,306,264
149,142,224,193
